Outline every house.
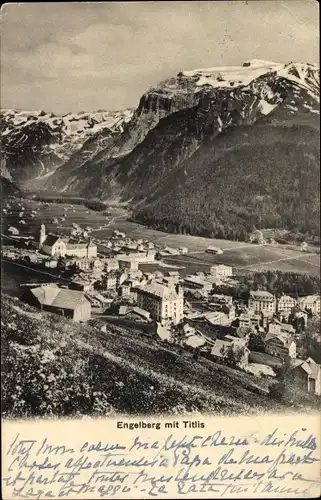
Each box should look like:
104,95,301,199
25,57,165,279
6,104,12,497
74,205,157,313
277,295,297,315
239,311,262,330
19,220,26,225
136,282,184,325
27,284,91,322
70,279,93,292
206,246,223,254
248,290,276,316
118,257,139,271
102,271,119,290
268,319,295,336
44,258,58,268
291,357,321,396
118,282,132,297
179,247,188,254
211,338,250,368
298,295,320,316
265,332,296,359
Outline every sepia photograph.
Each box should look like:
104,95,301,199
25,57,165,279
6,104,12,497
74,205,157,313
1,0,320,423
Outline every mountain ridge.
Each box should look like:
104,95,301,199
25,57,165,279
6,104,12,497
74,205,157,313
2,60,319,240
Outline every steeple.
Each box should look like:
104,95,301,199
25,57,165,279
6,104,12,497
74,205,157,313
39,223,46,249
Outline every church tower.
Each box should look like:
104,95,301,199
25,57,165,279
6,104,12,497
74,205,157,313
39,223,46,249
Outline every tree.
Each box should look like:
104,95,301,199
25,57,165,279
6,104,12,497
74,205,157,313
225,345,246,369
248,331,266,353
269,382,286,401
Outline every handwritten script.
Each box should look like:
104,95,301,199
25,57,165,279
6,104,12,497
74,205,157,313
2,416,321,499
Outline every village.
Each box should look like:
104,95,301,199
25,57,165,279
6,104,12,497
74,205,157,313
2,198,321,399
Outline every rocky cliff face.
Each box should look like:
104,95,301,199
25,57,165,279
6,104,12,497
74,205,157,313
0,108,133,185
44,60,319,198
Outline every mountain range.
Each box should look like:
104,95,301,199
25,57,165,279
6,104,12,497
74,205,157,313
1,59,320,239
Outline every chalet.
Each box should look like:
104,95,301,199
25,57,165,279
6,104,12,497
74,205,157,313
211,338,249,368
27,284,91,322
265,332,296,359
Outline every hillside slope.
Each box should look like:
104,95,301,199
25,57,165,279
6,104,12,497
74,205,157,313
2,295,288,418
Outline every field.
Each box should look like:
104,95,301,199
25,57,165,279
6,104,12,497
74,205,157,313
2,198,320,278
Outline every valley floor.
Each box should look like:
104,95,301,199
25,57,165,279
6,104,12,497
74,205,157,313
2,199,320,279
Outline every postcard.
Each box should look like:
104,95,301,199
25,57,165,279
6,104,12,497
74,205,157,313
1,1,320,498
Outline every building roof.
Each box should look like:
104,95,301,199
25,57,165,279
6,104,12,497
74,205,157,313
211,339,231,358
265,332,295,348
30,285,87,310
291,359,312,375
137,282,179,300
278,295,296,302
132,307,151,320
31,284,60,305
185,335,206,348
42,235,62,247
250,290,274,300
298,294,320,303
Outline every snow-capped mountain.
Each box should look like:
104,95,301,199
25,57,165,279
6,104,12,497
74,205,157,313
1,60,319,239
44,60,319,194
0,108,134,183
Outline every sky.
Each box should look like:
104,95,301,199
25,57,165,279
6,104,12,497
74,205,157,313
1,1,319,113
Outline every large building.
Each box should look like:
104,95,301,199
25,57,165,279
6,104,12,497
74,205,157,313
298,295,320,316
277,295,297,315
209,264,233,279
248,290,276,316
39,224,97,259
27,284,91,322
136,282,184,325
